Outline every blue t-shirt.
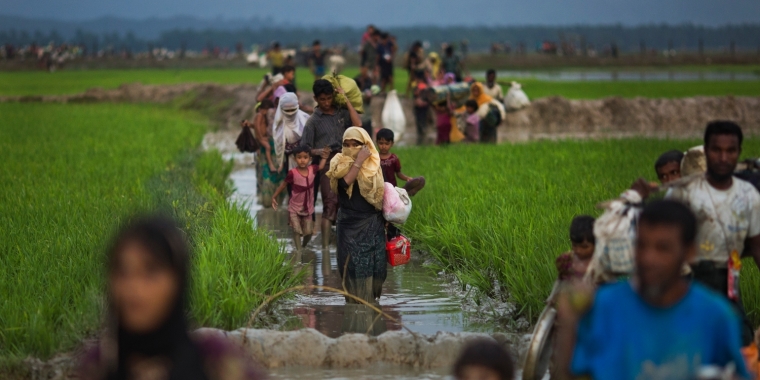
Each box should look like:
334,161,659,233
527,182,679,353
571,281,748,380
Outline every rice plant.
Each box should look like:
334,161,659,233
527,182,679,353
398,138,760,325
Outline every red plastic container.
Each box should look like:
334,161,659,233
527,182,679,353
386,234,411,266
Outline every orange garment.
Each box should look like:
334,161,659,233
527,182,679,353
742,343,758,379
470,82,494,106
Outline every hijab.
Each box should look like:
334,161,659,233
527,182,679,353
326,127,384,210
273,92,309,169
469,82,493,107
103,217,208,380
443,72,456,84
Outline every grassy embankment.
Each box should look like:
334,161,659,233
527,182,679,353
397,139,760,326
1,68,760,99
0,102,300,362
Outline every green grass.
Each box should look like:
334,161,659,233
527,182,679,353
500,79,760,99
3,67,760,99
397,138,760,325
0,102,299,359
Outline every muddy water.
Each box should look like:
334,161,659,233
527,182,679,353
229,167,497,338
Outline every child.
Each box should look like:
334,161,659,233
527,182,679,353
376,128,426,196
463,100,480,143
272,146,330,251
654,149,684,185
452,338,514,380
434,94,454,145
483,69,504,102
556,215,596,282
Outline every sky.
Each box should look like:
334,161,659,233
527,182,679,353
2,0,760,27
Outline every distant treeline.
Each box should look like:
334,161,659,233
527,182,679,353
2,24,760,53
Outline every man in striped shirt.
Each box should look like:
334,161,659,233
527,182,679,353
301,79,362,249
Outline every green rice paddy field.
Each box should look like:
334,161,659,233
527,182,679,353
2,67,760,364
0,102,300,360
2,67,760,99
397,140,760,325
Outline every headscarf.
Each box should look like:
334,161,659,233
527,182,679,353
273,92,309,169
326,127,384,210
469,82,493,107
428,52,441,78
102,216,209,380
443,72,456,84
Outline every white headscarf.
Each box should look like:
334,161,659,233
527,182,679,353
273,92,309,169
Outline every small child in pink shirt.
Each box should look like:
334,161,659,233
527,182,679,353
272,146,330,251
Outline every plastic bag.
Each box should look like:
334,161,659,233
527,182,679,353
382,182,412,225
235,126,260,153
584,190,641,284
322,74,364,114
381,90,407,140
504,81,530,111
681,145,706,177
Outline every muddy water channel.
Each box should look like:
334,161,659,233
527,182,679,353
229,168,499,339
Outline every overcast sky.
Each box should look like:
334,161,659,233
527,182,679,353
2,0,760,26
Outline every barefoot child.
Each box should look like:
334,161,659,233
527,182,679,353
556,215,596,282
376,128,426,196
272,146,330,251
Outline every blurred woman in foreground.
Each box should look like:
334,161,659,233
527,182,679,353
80,216,263,380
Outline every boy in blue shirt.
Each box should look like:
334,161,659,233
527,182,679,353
557,200,749,380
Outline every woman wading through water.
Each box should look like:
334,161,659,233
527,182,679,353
326,127,387,304
80,216,263,380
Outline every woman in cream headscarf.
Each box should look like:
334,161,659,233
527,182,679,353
326,127,386,304
273,92,309,172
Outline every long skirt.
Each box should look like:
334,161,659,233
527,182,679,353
257,138,287,207
336,208,387,304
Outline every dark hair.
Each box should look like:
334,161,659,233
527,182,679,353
380,32,389,39
704,120,743,148
465,100,478,110
414,70,427,80
282,65,295,74
639,200,697,245
109,216,189,281
436,100,448,107
453,339,514,380
313,79,334,97
570,215,595,244
445,45,454,55
273,42,280,48
376,128,395,142
292,145,311,155
655,150,684,171
372,30,382,37
284,83,297,93
259,99,274,110
313,40,321,46
486,69,496,77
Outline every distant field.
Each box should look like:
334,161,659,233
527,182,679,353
2,67,760,99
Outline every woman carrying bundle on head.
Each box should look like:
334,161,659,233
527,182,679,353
326,127,386,304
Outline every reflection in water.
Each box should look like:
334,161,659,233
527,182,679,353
229,168,496,340
341,304,387,336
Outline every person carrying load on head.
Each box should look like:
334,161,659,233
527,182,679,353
457,82,505,143
300,79,362,249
